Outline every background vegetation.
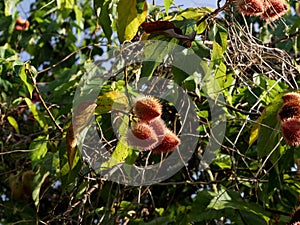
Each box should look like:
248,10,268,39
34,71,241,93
1,0,300,224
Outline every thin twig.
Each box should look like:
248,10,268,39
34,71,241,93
269,29,300,47
196,0,230,26
0,149,34,155
26,68,64,133
38,43,102,74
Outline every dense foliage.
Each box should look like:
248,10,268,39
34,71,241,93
1,0,300,224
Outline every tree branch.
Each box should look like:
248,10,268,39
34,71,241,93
26,67,64,133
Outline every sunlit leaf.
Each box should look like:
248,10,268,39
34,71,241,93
30,136,49,169
24,97,48,131
164,0,173,15
7,115,19,134
117,0,147,43
15,62,34,98
173,7,214,21
249,111,264,147
74,5,83,36
212,153,232,169
95,91,128,115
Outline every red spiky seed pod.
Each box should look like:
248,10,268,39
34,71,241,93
149,117,167,140
133,96,162,122
280,118,300,146
151,130,181,154
261,0,288,22
127,122,158,150
282,92,300,103
236,0,265,16
289,207,300,225
278,100,300,122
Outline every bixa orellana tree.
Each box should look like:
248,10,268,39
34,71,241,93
1,0,300,224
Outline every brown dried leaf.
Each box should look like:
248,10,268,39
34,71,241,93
66,123,77,169
73,101,97,135
141,21,195,47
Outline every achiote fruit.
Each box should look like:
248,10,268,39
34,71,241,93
278,100,300,122
282,92,300,103
236,0,265,16
149,117,167,140
127,122,158,150
151,130,181,154
234,0,288,21
261,0,288,22
127,96,181,153
280,118,300,146
287,206,300,225
133,96,162,121
278,92,300,147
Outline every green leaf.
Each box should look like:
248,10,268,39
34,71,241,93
257,96,283,159
14,62,34,98
101,140,129,169
74,5,83,36
56,0,74,18
24,97,48,131
190,188,270,224
30,136,49,169
211,41,223,69
173,7,214,21
57,0,73,9
212,153,232,169
212,23,228,53
100,115,130,169
4,0,16,16
32,168,50,207
124,148,139,165
117,0,147,43
144,217,173,225
249,112,264,147
97,0,112,41
191,39,210,58
164,0,173,15
7,116,19,134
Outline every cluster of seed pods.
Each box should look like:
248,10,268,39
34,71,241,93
126,96,181,154
234,0,288,22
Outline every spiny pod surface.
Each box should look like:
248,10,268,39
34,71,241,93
133,96,162,122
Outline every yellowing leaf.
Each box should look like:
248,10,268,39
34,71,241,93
7,116,20,134
96,91,128,115
249,111,265,147
117,0,147,43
